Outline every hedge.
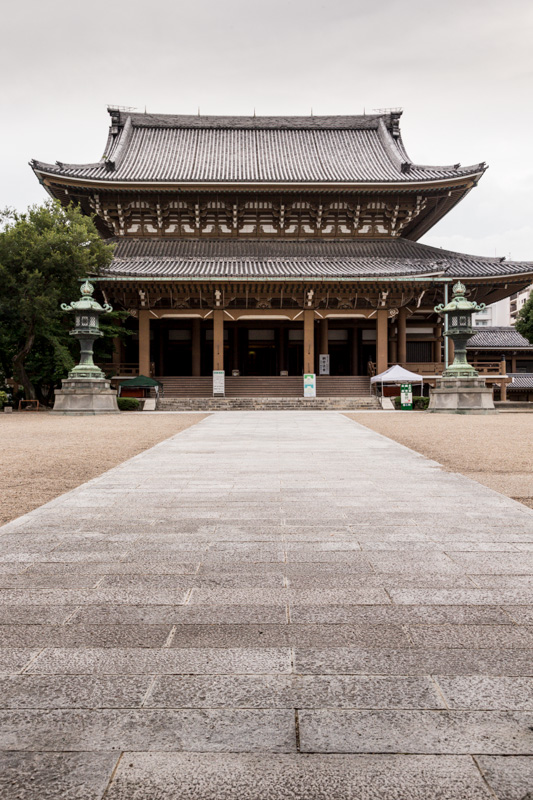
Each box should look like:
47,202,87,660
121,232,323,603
117,397,141,411
393,395,429,410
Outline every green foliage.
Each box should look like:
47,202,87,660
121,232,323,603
516,289,533,344
0,390,7,409
0,201,114,403
393,395,429,410
117,397,140,411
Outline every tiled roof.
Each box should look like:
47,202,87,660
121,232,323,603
103,238,533,280
467,327,533,349
32,109,485,186
508,373,533,389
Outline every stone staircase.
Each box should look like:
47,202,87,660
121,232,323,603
156,376,380,410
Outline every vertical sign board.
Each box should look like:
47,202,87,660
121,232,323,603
400,382,413,410
319,354,330,375
303,373,316,398
213,370,225,397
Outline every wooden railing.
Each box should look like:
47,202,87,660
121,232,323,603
368,361,509,377
96,362,140,377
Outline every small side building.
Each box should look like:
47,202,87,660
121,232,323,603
467,327,533,401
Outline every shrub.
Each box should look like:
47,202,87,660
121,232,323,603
118,397,140,411
393,395,429,410
0,390,7,409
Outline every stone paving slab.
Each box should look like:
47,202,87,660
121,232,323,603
0,410,532,797
102,753,495,800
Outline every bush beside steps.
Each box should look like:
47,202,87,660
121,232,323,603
393,395,429,410
118,398,140,411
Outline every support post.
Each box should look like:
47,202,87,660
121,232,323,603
448,337,455,364
351,327,359,375
232,326,239,372
501,379,507,402
320,319,329,356
138,310,151,377
279,327,287,374
389,335,397,365
213,310,224,372
112,336,121,372
376,309,388,375
303,310,315,374
192,319,201,376
435,324,443,366
398,307,407,365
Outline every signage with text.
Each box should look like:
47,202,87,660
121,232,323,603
319,354,330,375
213,370,225,397
303,373,316,398
400,382,413,410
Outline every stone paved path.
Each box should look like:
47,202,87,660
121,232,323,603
1,411,533,799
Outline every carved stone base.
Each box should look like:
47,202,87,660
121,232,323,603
428,377,497,414
53,378,119,415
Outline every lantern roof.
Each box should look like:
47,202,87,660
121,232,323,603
60,280,112,314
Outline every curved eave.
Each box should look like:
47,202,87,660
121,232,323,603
98,270,533,285
31,165,485,194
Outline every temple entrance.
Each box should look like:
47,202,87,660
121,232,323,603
244,343,277,376
139,318,383,379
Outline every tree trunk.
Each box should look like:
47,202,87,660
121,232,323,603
13,332,36,400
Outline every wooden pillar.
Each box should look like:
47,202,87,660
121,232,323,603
448,337,455,364
319,319,329,355
192,319,201,377
398,307,407,365
389,333,397,364
351,327,359,375
376,309,388,375
138,310,151,377
511,355,517,372
213,310,224,372
112,336,121,372
501,379,508,402
303,310,315,374
279,327,287,373
158,325,165,376
435,324,443,366
232,326,239,372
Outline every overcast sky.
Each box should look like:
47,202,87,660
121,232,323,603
2,0,532,259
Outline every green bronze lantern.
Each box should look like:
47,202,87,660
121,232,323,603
435,281,485,378
61,279,113,379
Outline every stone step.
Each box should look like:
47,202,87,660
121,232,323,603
157,376,372,398
157,397,380,411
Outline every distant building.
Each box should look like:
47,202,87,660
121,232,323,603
510,285,532,325
473,296,511,327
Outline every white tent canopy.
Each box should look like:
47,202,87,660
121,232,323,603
370,365,423,384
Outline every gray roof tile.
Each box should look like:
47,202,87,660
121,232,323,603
32,110,485,186
103,239,533,281
508,373,533,389
467,327,533,349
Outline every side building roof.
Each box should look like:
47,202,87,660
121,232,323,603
31,108,486,187
467,327,533,349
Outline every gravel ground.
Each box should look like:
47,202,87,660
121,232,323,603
0,412,208,526
346,412,533,509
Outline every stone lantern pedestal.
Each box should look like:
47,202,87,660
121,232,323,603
53,378,119,415
429,376,496,414
428,281,496,415
53,280,119,415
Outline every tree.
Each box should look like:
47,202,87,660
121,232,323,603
515,288,533,344
0,201,115,401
